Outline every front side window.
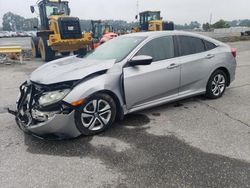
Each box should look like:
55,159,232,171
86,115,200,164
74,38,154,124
178,36,206,56
140,15,144,24
136,36,175,62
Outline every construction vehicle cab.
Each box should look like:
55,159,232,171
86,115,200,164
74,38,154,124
133,11,174,32
30,0,91,61
139,11,162,31
91,20,114,40
91,20,117,49
35,0,70,30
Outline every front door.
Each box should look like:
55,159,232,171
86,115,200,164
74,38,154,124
123,36,180,110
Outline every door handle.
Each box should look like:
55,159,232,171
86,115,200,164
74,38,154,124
167,63,180,69
205,54,215,59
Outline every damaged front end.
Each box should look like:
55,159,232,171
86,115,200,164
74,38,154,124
8,81,81,139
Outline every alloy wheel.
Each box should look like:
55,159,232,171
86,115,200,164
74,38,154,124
81,99,112,131
211,74,226,96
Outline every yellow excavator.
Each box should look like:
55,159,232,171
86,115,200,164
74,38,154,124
30,0,91,61
132,11,174,32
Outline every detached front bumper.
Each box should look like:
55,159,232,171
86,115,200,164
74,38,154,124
12,109,82,140
24,111,81,139
9,81,82,140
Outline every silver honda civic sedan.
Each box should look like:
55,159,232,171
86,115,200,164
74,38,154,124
9,31,237,139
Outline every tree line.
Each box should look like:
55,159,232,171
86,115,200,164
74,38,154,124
202,19,250,31
2,12,39,31
1,11,250,32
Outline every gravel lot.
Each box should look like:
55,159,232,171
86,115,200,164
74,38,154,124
0,39,249,187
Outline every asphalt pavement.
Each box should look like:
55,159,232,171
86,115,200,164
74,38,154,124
0,40,249,187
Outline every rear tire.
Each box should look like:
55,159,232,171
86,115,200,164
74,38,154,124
75,93,117,136
39,36,55,62
206,70,227,99
31,36,41,58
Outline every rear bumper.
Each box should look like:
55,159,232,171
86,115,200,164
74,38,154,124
48,32,92,52
49,39,89,52
229,59,237,85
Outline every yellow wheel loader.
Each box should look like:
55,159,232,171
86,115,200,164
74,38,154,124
132,11,174,32
30,0,91,62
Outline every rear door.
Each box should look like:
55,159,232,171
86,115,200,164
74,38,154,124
123,36,180,109
176,36,217,94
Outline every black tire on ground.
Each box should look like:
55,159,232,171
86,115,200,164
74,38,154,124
61,52,71,56
75,93,117,136
39,36,55,62
206,69,228,99
77,48,87,57
31,36,41,58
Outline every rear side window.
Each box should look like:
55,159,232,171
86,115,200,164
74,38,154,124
204,40,217,51
178,36,206,56
136,36,175,62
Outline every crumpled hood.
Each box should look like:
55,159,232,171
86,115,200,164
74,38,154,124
30,56,116,85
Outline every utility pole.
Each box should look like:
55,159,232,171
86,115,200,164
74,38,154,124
209,13,213,25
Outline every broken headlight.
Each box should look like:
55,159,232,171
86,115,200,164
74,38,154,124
38,89,71,107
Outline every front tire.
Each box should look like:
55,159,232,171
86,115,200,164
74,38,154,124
39,36,55,62
206,70,227,99
75,94,117,136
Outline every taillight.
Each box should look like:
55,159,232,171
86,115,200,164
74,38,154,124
231,48,237,58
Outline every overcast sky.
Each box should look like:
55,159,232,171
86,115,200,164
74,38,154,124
0,0,249,25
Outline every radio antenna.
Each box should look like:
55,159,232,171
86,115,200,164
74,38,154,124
136,0,139,20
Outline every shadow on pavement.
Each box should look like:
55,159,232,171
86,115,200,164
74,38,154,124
24,108,250,187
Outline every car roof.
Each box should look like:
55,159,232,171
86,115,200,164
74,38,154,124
123,31,224,46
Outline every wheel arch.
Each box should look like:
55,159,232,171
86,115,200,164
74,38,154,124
216,67,231,86
208,66,231,87
205,67,229,99
94,89,124,121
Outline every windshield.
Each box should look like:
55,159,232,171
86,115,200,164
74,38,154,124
85,36,146,62
147,13,160,21
46,4,69,17
140,12,160,24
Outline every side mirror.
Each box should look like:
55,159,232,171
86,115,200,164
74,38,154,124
30,6,35,13
135,15,138,20
129,55,153,66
